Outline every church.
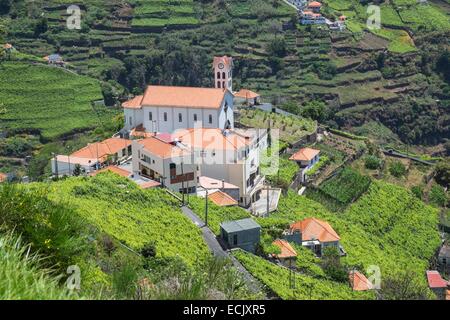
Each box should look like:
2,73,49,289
122,56,235,135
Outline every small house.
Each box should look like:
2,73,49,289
198,176,240,203
208,190,238,207
349,270,373,291
426,270,448,300
272,239,297,268
307,1,322,13
438,244,449,268
289,147,320,182
220,218,261,253
234,89,261,106
283,217,342,256
44,54,65,66
0,172,8,183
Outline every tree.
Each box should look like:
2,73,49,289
0,0,12,14
380,271,430,300
266,37,287,58
34,17,48,37
434,161,450,188
364,155,381,170
389,161,406,178
301,101,327,121
321,247,347,282
72,164,82,177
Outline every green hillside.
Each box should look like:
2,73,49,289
0,62,106,140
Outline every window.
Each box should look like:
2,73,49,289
217,81,221,88
222,81,225,88
233,234,238,246
217,72,221,79
149,112,152,121
164,112,168,122
222,72,226,79
179,113,182,122
224,102,228,113
193,114,198,121
208,114,213,124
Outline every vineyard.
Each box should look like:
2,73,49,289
251,180,441,299
0,62,111,140
42,172,211,267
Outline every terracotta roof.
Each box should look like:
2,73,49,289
199,176,239,190
308,1,322,7
290,218,340,243
71,138,131,162
140,85,228,109
303,10,314,15
122,95,143,109
339,15,346,21
272,239,297,259
172,128,250,151
426,271,447,288
137,137,190,159
234,89,260,99
208,190,238,207
446,289,450,300
289,147,320,162
91,165,131,178
213,56,233,67
349,271,373,291
3,43,12,49
139,180,161,189
0,172,7,183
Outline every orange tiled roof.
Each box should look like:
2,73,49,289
91,165,131,178
208,190,238,207
446,289,450,300
130,124,156,138
144,85,227,109
308,1,322,7
272,239,297,259
71,138,131,162
213,56,233,67
122,95,143,109
3,43,12,49
138,137,190,159
234,89,260,99
349,271,373,291
172,128,250,151
426,270,447,288
0,172,7,183
289,147,320,162
139,180,161,189
290,218,340,243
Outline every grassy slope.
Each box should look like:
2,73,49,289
39,172,210,268
235,180,440,299
0,62,106,140
0,233,76,300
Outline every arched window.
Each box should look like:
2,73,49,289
222,72,226,79
222,81,225,88
217,81,221,88
217,72,221,79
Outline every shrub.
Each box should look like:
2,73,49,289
364,155,382,170
411,185,424,200
389,161,407,177
429,184,447,207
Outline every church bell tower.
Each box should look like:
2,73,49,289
213,56,233,92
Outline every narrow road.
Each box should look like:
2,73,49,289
180,205,265,295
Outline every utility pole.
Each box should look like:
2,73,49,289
205,189,209,227
266,182,270,217
52,153,59,178
181,162,185,206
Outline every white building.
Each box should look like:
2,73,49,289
122,85,234,134
132,128,268,207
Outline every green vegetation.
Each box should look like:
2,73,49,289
239,109,317,145
389,160,407,178
0,232,77,300
0,62,110,140
319,167,371,204
41,172,210,268
265,155,299,189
